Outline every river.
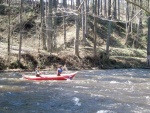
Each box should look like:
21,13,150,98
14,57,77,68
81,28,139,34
0,69,150,113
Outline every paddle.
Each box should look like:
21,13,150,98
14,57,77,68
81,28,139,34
63,64,68,71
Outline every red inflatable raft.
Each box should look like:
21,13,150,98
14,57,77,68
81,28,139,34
23,72,77,80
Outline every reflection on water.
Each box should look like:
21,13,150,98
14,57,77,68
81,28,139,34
0,69,150,113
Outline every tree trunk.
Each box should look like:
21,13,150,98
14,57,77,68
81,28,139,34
136,16,140,46
147,16,150,66
74,15,79,56
93,16,97,57
63,12,66,48
53,0,58,50
73,0,74,9
106,17,112,59
113,0,117,19
81,0,86,45
40,0,46,50
98,0,100,15
7,0,10,63
92,0,94,13
47,0,53,53
93,0,97,57
63,0,67,8
148,0,150,11
118,0,120,20
139,0,143,34
63,0,67,48
18,0,23,65
74,1,80,56
104,0,107,17
131,0,135,48
125,2,130,45
71,0,73,9
87,0,89,11
85,0,88,36
125,22,131,45
100,0,102,15
108,0,111,17
45,0,47,23
44,0,48,50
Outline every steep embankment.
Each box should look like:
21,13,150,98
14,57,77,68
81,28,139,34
0,4,148,71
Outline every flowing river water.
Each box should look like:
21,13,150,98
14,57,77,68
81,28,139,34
0,69,150,113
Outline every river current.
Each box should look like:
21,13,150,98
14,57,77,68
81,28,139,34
0,69,150,113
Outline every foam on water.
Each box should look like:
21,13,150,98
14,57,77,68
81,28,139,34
96,110,116,113
72,97,81,106
74,86,89,89
110,81,119,84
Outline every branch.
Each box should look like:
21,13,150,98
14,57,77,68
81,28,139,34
128,9,142,22
125,0,150,15
77,0,87,12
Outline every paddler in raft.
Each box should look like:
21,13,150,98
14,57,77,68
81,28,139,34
35,66,41,77
57,65,63,76
57,64,68,76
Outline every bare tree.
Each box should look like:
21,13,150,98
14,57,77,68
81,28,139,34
100,0,102,15
47,0,53,53
147,17,150,66
148,0,150,11
71,0,73,9
131,0,136,48
125,0,150,66
106,16,112,59
92,0,94,13
63,0,67,48
53,0,58,49
108,0,111,17
74,0,80,56
18,0,23,65
125,1,130,46
81,0,85,44
40,0,46,50
84,0,88,36
97,0,99,15
118,0,120,20
113,0,117,19
63,0,67,8
7,0,10,63
93,0,97,57
104,0,107,17
139,0,143,29
125,0,150,14
87,0,90,11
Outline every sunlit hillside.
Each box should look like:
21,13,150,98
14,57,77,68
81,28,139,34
0,0,149,70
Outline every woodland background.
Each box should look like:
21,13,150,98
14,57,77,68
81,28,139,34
0,0,150,70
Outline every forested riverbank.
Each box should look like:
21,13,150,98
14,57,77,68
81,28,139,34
0,0,150,70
